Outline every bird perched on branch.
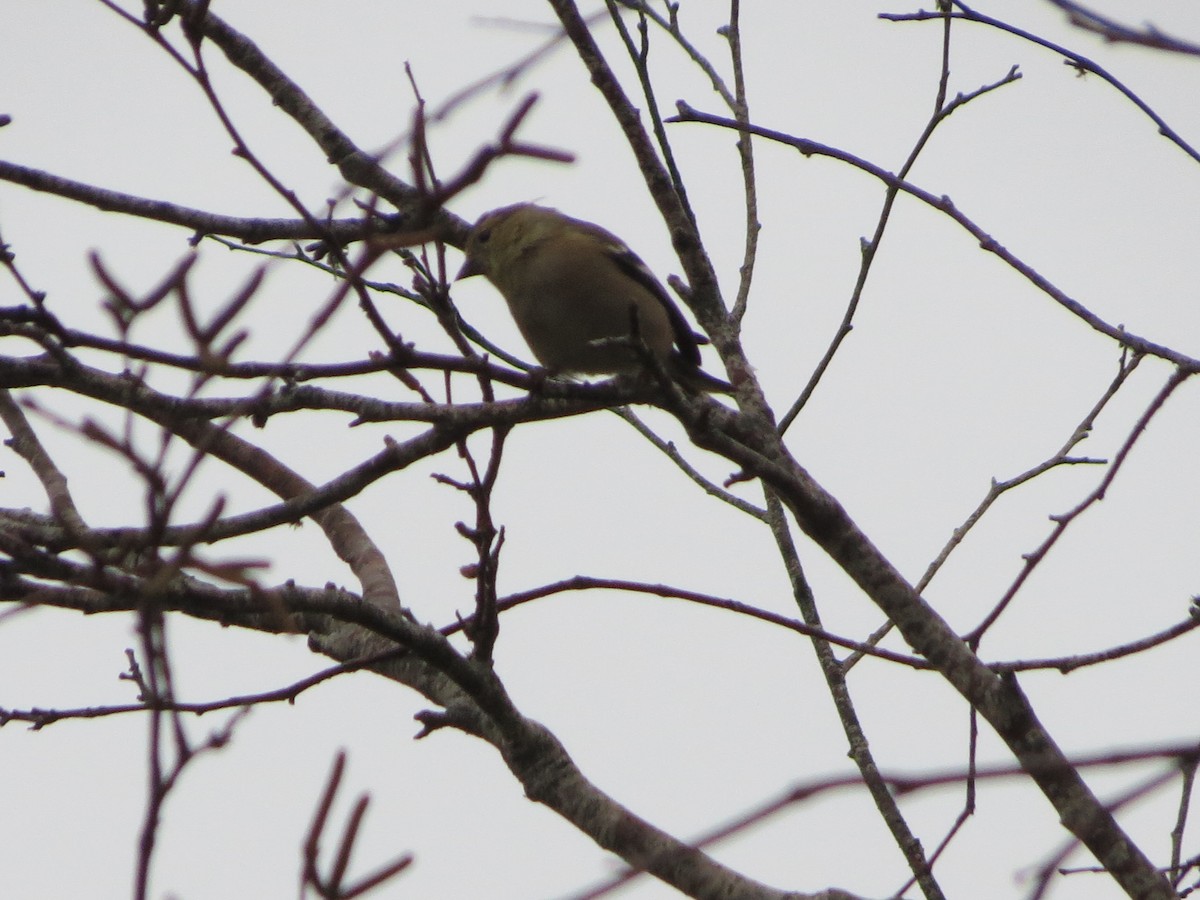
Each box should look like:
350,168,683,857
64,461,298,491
456,203,731,392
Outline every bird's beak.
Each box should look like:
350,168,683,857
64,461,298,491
455,257,482,280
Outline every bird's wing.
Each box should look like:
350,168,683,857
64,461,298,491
600,241,702,368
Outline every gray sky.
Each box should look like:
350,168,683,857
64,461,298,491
1,2,1199,898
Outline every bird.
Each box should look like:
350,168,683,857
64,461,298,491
455,203,730,392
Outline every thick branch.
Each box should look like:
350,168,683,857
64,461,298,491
667,394,1174,900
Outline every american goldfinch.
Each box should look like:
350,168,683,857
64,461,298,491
456,204,729,391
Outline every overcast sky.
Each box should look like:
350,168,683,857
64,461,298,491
2,2,1199,899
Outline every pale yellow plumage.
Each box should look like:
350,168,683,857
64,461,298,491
456,204,729,391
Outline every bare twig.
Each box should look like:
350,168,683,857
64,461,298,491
301,752,414,900
444,573,930,669
844,351,1140,670
881,3,1200,164
967,367,1191,643
1045,0,1200,57
778,60,1023,433
762,493,946,900
669,104,1200,373
574,742,1200,900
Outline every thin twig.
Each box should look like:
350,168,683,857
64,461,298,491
967,367,1191,643
881,3,1200,163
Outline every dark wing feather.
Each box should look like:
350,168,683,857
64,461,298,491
601,242,702,368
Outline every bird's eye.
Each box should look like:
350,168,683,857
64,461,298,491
476,228,492,245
